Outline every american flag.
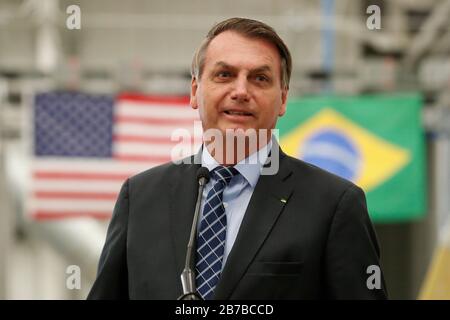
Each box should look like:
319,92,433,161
29,91,201,220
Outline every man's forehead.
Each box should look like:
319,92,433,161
204,31,281,70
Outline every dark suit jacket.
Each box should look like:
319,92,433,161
88,146,388,299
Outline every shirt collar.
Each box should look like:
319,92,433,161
201,138,272,188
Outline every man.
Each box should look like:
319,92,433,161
88,17,388,299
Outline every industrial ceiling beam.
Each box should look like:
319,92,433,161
403,0,450,68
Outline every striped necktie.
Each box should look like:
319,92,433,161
195,165,239,299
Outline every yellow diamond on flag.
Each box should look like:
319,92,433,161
280,108,411,191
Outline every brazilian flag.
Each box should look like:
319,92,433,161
278,94,426,223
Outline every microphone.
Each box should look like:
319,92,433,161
178,167,210,300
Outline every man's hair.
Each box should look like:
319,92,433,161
191,17,292,90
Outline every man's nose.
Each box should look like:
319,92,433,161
230,76,250,102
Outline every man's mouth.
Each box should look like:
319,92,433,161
224,110,253,116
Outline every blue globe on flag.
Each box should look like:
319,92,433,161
300,129,361,182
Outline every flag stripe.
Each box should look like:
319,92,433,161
115,115,198,126
34,171,132,181
113,154,173,163
113,134,202,145
33,158,152,172
34,191,118,200
114,123,198,137
33,211,112,220
117,93,190,105
33,180,123,192
30,199,115,211
116,103,198,119
114,142,200,156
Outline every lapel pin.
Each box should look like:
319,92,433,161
280,198,287,204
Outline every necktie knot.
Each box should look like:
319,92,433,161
213,166,239,186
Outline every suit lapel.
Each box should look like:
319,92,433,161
168,151,201,292
214,148,295,299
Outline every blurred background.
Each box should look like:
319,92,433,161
0,0,449,300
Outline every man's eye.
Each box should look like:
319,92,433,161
216,71,231,78
255,75,269,82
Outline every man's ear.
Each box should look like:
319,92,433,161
279,88,288,117
190,77,198,110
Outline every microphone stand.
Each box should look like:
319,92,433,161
178,172,208,300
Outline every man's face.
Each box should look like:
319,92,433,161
191,31,288,139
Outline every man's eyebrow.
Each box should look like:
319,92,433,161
213,61,273,73
251,65,272,73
